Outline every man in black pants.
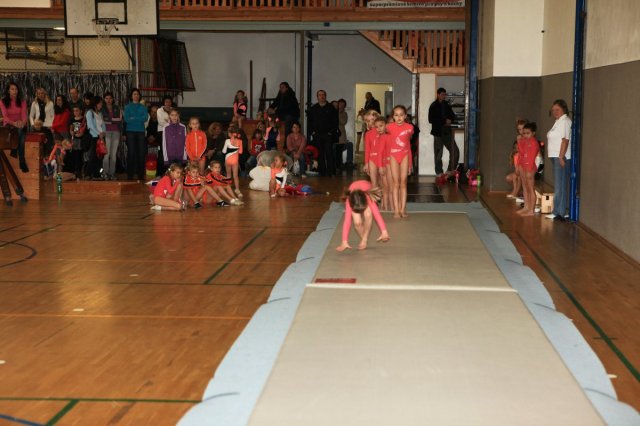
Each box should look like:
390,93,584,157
428,87,459,175
308,90,339,176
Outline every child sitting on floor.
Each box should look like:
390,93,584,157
206,160,244,206
183,162,227,208
150,163,185,211
269,152,288,198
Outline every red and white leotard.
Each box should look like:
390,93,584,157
271,167,287,191
342,180,388,242
222,137,243,166
386,122,414,164
154,176,180,199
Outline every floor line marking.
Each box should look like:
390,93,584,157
0,225,62,249
0,413,43,426
0,224,25,234
0,240,37,269
0,397,199,404
204,227,268,285
0,313,252,321
517,232,640,382
45,400,77,426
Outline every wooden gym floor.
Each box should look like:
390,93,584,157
0,175,637,425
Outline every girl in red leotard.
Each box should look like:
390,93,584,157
386,105,414,218
150,163,185,211
337,180,390,252
517,122,540,217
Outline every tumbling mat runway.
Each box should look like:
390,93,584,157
314,212,512,289
180,205,639,426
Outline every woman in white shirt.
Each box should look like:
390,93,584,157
546,99,572,221
29,87,54,129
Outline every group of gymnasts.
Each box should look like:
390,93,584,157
337,104,414,252
149,150,290,211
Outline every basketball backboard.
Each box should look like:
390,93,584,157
64,0,159,38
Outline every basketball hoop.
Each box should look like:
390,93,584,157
92,18,119,45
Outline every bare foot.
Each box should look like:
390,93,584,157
393,212,401,219
336,243,352,252
520,210,535,217
401,211,409,218
358,240,368,250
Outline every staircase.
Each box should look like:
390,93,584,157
360,30,465,75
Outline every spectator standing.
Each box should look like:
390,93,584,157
156,96,173,175
102,91,122,180
545,99,572,221
269,82,300,138
308,89,339,176
68,87,83,112
29,87,55,154
85,96,106,180
52,95,71,139
363,92,381,114
123,88,149,180
1,82,28,172
428,87,458,175
336,98,354,171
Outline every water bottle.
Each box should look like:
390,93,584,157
56,173,63,194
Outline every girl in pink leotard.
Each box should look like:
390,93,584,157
337,180,390,252
386,105,414,218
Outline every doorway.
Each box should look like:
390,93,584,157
354,83,393,152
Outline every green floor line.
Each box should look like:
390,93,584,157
517,232,640,382
0,396,199,404
45,400,78,426
203,227,268,284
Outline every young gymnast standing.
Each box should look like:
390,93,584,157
364,116,390,207
337,180,390,252
222,125,244,198
185,117,208,175
386,105,414,218
517,122,540,216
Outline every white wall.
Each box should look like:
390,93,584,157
481,0,544,78
178,32,301,114
586,0,640,69
492,0,544,77
479,0,495,79
310,34,413,142
177,32,414,142
542,0,575,76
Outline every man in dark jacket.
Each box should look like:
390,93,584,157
308,89,339,176
428,87,458,174
363,92,381,114
269,82,300,138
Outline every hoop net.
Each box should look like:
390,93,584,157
92,18,118,45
